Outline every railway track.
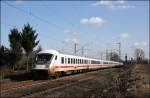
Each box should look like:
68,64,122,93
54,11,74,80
1,67,121,98
21,76,94,98
1,80,46,91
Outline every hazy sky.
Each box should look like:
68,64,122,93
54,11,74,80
1,0,149,59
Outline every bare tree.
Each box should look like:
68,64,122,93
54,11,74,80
109,51,120,62
134,48,145,63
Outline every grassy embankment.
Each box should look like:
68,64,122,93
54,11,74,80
98,64,150,98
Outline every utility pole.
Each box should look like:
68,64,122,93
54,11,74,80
116,42,121,62
125,53,127,64
81,47,84,56
119,42,121,62
100,52,103,60
74,43,77,55
110,49,112,61
80,46,90,56
106,49,108,60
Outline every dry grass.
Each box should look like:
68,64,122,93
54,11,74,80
99,64,150,98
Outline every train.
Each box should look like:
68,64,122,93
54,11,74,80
31,49,123,78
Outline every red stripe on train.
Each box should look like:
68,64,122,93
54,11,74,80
55,64,112,68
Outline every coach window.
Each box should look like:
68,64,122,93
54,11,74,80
68,58,70,64
75,59,77,64
71,58,72,64
55,56,57,60
97,61,99,64
61,57,64,64
72,58,73,64
65,58,67,64
78,59,80,64
76,59,77,64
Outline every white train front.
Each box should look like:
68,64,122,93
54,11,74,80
32,49,123,77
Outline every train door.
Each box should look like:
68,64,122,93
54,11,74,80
48,55,57,74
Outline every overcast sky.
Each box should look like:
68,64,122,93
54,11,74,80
1,0,149,59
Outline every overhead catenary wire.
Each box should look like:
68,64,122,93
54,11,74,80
42,4,89,54
2,2,78,53
3,1,65,31
2,1,69,45
2,1,91,56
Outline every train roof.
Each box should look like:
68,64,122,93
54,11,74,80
38,49,120,63
38,49,59,55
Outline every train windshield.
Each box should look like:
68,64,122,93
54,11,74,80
35,53,53,64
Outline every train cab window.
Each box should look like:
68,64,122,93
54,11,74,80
61,57,64,64
68,58,70,64
55,56,57,60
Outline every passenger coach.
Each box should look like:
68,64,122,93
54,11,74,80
32,49,123,77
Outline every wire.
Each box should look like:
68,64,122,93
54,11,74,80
3,1,65,31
